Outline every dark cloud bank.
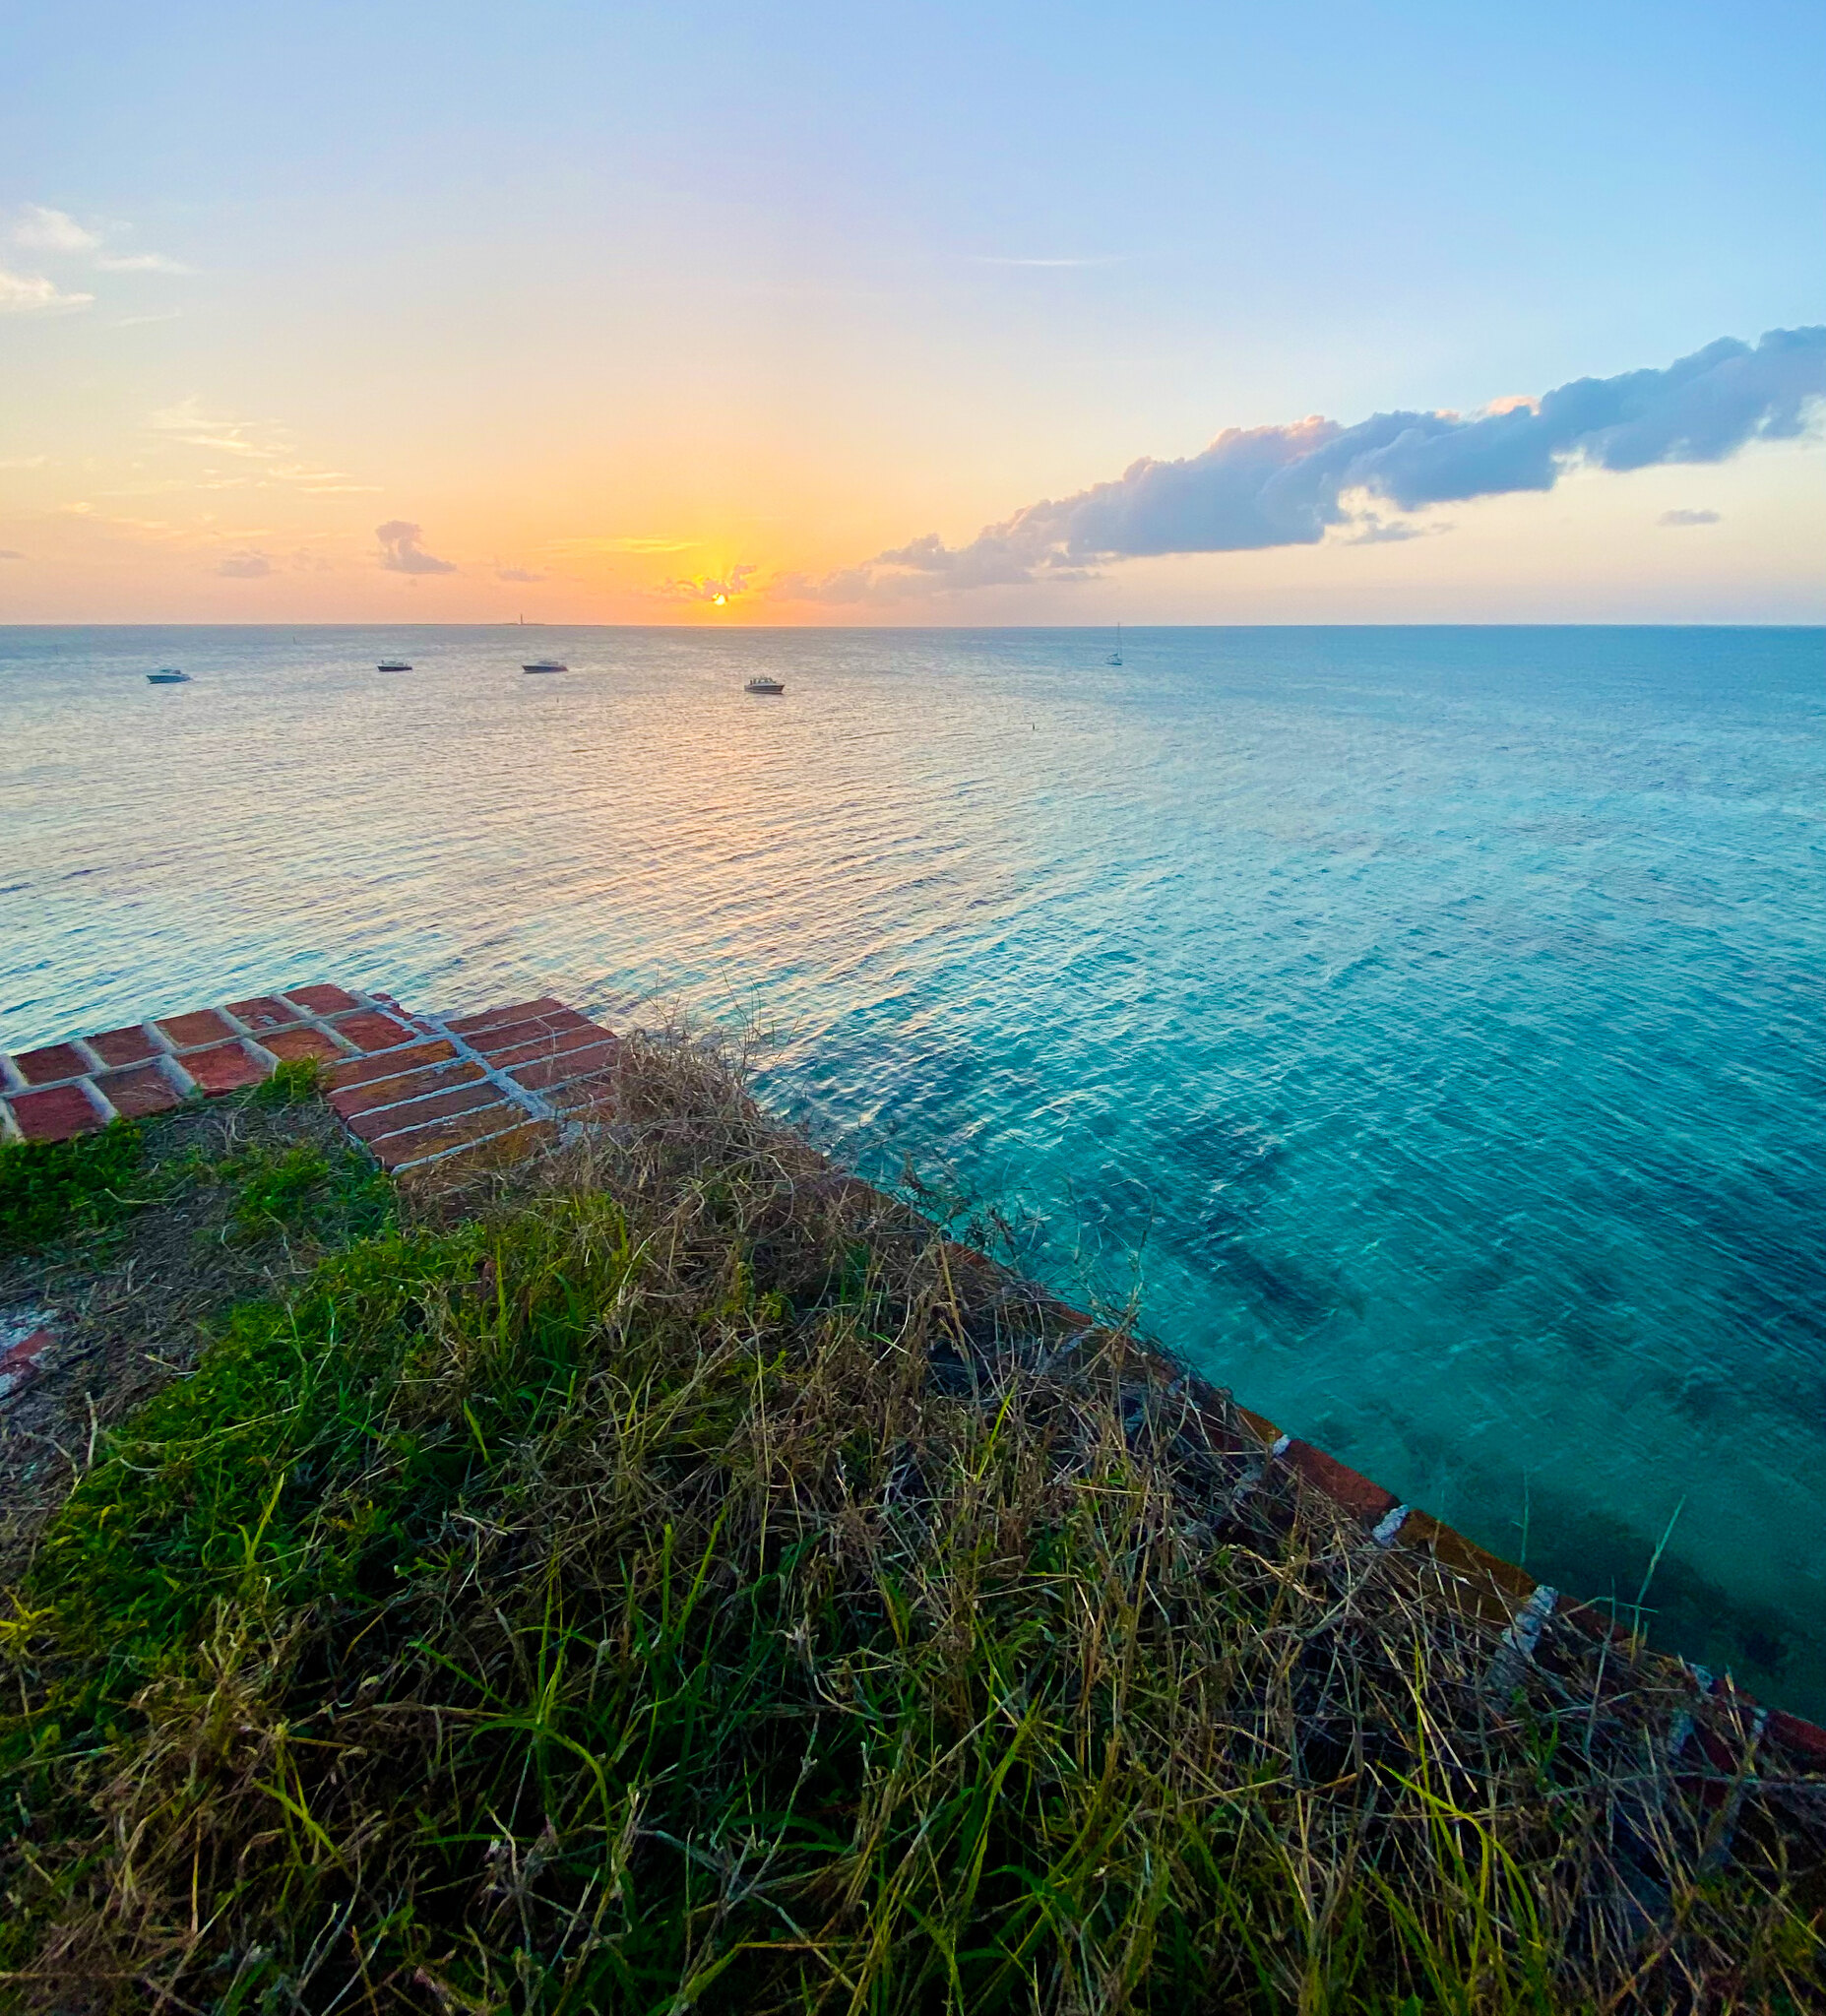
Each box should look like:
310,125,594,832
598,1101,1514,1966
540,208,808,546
783,327,1824,600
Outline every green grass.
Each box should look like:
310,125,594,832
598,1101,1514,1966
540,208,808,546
211,1134,393,1242
0,1032,1817,2013
0,1120,146,1260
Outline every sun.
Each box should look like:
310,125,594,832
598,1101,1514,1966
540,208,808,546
713,593,727,605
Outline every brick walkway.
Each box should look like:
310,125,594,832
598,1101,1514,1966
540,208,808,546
1,986,619,1176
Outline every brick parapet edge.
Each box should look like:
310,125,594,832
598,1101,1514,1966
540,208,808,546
5,984,1824,1783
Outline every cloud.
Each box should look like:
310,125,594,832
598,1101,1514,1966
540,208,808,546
0,455,47,470
1343,514,1452,544
216,550,274,578
545,534,699,555
13,206,189,276
12,205,98,252
780,326,1826,602
95,251,193,275
1659,507,1721,526
144,402,378,490
655,565,756,604
376,520,458,575
497,566,543,582
0,548,24,560
148,398,281,459
0,266,94,314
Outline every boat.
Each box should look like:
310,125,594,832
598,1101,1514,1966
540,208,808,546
1105,623,1123,667
146,668,190,684
744,675,786,695
523,660,566,673
377,660,411,672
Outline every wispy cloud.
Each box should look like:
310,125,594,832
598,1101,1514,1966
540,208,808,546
545,534,700,556
144,401,378,491
655,565,755,604
497,566,543,582
12,205,191,278
1344,511,1455,545
115,310,184,328
215,549,274,578
1659,507,1721,526
0,455,48,470
0,266,94,314
0,549,24,560
95,251,193,275
779,326,1826,602
376,520,457,575
149,399,280,459
12,205,98,252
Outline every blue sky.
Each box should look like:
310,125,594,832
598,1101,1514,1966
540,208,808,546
2,0,1821,619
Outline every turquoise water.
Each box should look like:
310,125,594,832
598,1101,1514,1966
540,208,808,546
4,624,1824,1712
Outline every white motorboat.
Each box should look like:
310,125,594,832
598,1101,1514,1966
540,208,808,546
146,668,190,684
744,675,786,695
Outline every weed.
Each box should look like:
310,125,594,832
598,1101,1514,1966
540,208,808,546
0,1120,146,1260
252,1056,323,1107
214,1136,393,1242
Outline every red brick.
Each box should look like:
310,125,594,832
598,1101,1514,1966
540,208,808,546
369,1101,524,1169
9,1083,104,1142
1764,1708,1826,1772
346,1080,505,1143
261,1027,346,1064
329,1010,414,1054
1184,1400,1257,1460
1399,1509,1537,1615
13,1041,91,1087
1234,1406,1282,1450
469,1009,599,1055
1556,1600,1633,1650
96,1064,183,1119
511,1040,619,1093
481,1019,613,1069
326,1040,459,1093
180,1041,268,1096
1282,1439,1399,1524
87,1025,158,1068
330,1059,481,1119
548,1075,619,1117
284,984,361,1015
0,1324,55,1403
226,995,302,1033
158,1008,235,1049
445,997,566,1038
0,1324,54,1377
395,1119,555,1180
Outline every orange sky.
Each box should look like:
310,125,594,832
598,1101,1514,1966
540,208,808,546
3,1,1822,625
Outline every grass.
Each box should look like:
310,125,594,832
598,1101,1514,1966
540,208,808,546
0,1071,397,1599
0,1121,147,1261
0,1028,1819,2012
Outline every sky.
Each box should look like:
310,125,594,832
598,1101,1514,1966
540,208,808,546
1,0,1822,624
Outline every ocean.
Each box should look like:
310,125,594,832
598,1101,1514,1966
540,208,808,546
4,623,1824,1713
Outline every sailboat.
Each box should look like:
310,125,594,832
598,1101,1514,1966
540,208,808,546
1105,623,1123,667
